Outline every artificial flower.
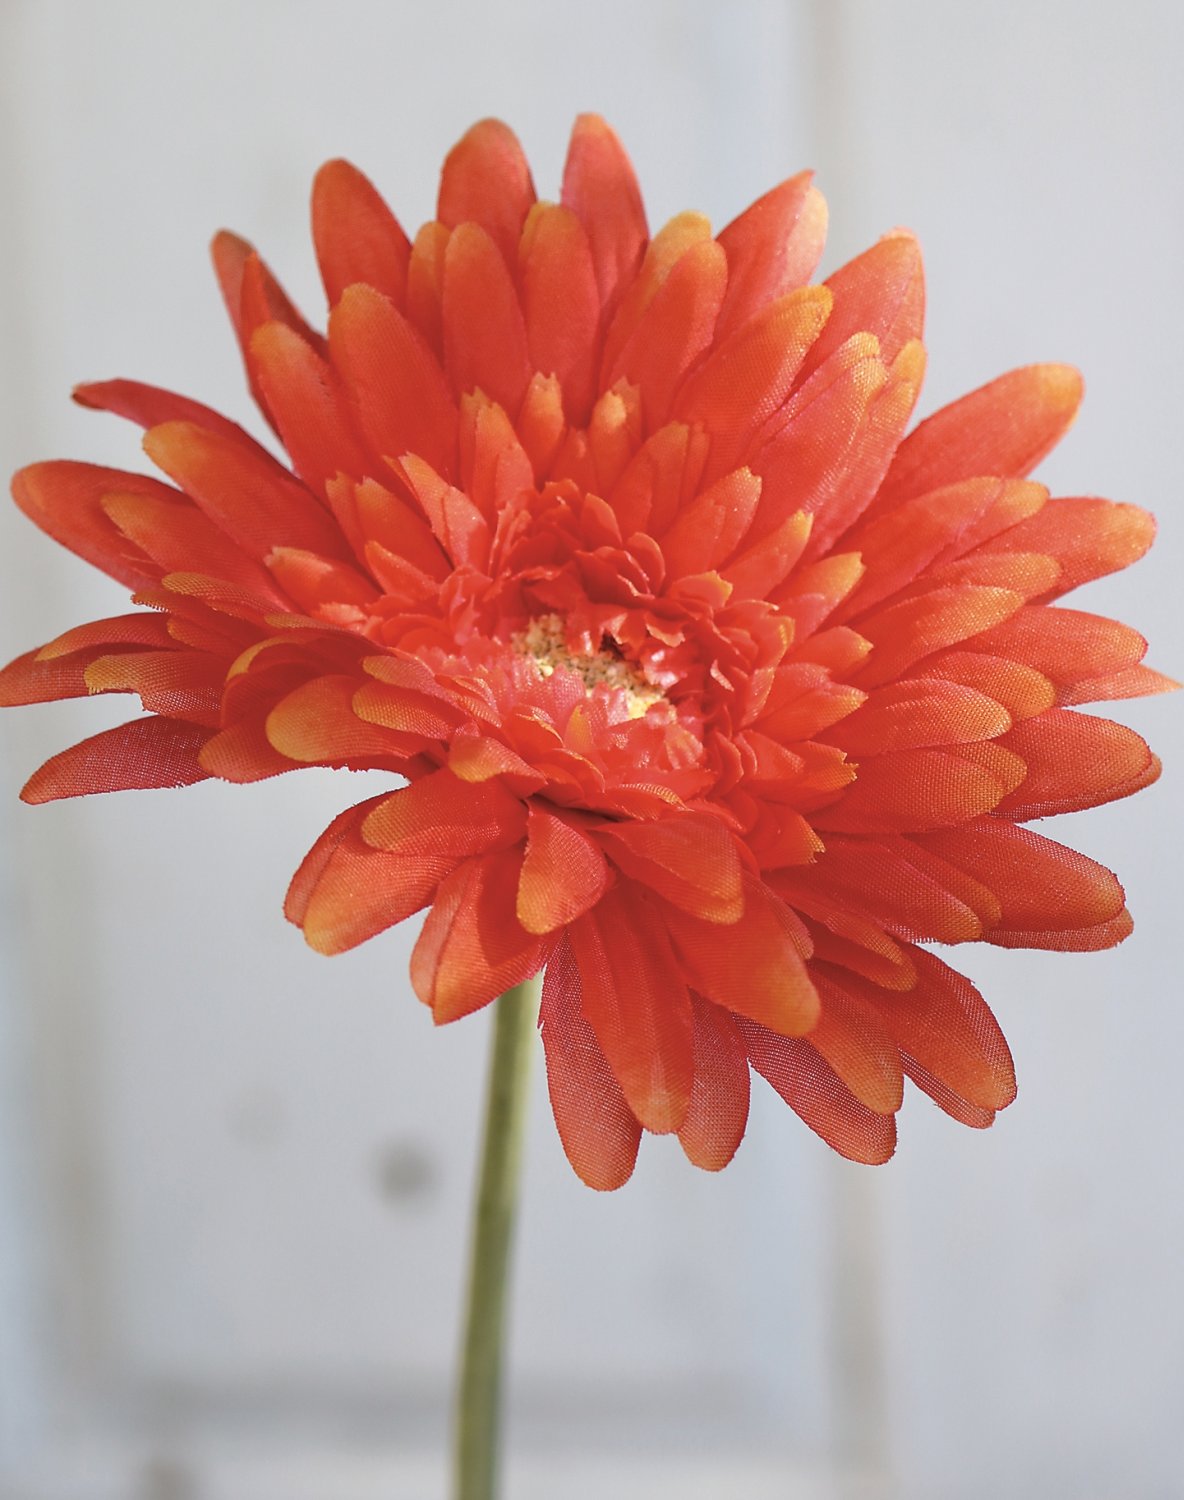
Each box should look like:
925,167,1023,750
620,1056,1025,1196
2,116,1171,1188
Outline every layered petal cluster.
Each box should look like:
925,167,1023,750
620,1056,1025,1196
3,117,1172,1187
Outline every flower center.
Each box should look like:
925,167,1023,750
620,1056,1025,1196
512,613,667,721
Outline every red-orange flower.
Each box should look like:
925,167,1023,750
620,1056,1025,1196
2,117,1173,1188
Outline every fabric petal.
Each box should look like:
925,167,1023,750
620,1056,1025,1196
596,814,743,922
411,849,546,1024
143,421,345,561
662,875,819,1036
517,805,610,934
995,710,1157,819
437,118,536,266
361,767,525,857
442,223,532,414
801,230,925,378
828,949,1016,1113
567,886,694,1134
913,819,1125,937
677,996,750,1172
561,113,647,310
539,935,642,1190
519,203,601,422
295,806,455,956
715,172,827,339
877,364,1083,506
739,1022,897,1164
21,718,214,803
328,283,458,479
312,157,412,307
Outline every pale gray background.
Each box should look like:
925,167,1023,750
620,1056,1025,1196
0,3,1180,1497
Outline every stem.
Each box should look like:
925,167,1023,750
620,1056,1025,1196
452,974,541,1500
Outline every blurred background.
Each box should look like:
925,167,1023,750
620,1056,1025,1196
0,2,1180,1496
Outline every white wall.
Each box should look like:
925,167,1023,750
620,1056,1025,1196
0,3,1180,1497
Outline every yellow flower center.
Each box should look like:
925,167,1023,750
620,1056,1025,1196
514,614,666,720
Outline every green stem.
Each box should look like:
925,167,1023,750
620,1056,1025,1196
452,974,541,1500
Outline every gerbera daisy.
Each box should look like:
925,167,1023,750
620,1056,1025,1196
2,115,1171,1189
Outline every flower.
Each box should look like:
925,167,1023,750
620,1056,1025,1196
2,117,1172,1189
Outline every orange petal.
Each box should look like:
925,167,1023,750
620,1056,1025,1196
748,337,888,536
663,875,820,1036
813,746,1018,833
210,232,324,431
266,548,378,612
448,729,546,790
539,935,641,1190
84,649,225,724
567,886,694,1134
295,804,454,956
878,364,1083,506
739,1022,897,1164
264,675,412,764
1059,664,1179,705
516,371,568,479
802,916,917,992
608,420,708,537
677,997,750,1172
395,456,491,570
405,221,450,352
776,838,985,945
801,230,925,378
995,710,1157,819
143,421,345,561
361,768,524,857
800,341,925,560
596,814,743,923
603,238,727,429
658,467,762,578
442,223,531,414
248,323,372,506
199,714,297,784
965,605,1147,688
21,718,214,803
561,114,647,310
457,396,535,526
312,157,411,307
806,980,905,1114
987,908,1134,953
101,489,283,599
437,119,536,266
720,510,814,600
0,617,172,705
517,805,610,934
831,949,1016,1113
12,461,169,592
907,650,1055,722
519,203,600,422
914,818,1125,936
852,585,1024,688
328,283,458,479
902,1057,996,1128
975,495,1156,598
674,286,833,479
715,172,827,340
351,476,450,578
835,477,1045,623
73,377,257,449
352,678,460,742
822,677,1011,755
411,849,546,1023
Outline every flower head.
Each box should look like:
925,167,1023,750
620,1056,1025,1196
3,117,1172,1187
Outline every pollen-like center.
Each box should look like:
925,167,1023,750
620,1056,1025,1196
513,614,667,720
